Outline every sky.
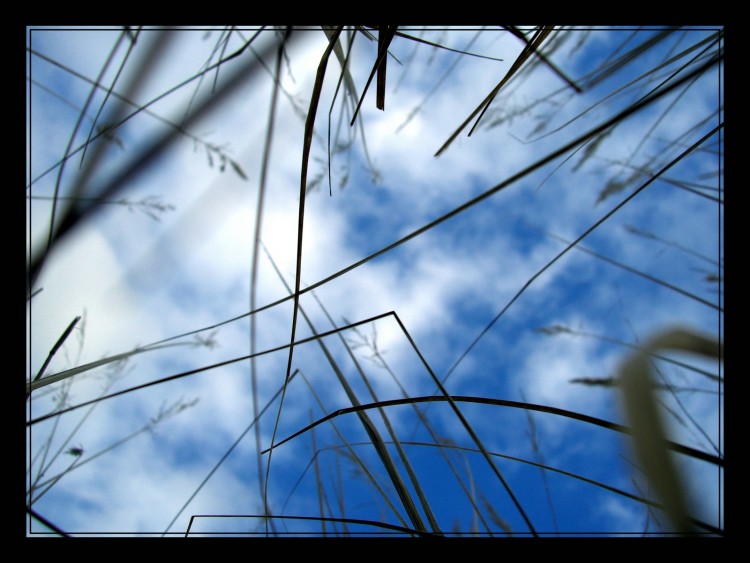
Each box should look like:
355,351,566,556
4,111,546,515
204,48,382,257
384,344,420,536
26,26,724,538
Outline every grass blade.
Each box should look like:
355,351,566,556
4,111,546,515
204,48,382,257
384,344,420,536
263,25,342,535
501,25,582,93
44,30,130,258
349,26,397,125
376,26,398,110
435,25,554,156
28,315,80,396
619,328,723,534
248,25,289,534
262,394,723,468
27,341,194,394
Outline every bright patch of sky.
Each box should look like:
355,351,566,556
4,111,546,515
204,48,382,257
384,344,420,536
27,25,723,537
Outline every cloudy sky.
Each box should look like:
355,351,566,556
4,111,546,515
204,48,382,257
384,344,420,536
26,26,723,537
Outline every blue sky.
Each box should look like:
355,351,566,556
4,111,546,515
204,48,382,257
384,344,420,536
26,26,723,537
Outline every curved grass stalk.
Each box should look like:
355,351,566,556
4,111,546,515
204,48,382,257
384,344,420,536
262,394,723,468
619,328,723,535
263,26,343,537
537,325,722,383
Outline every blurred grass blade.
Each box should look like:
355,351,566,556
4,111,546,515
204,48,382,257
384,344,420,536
248,25,289,535
309,410,328,536
27,287,43,301
325,27,359,194
28,28,277,289
619,328,723,535
26,33,266,190
79,27,142,167
520,388,559,534
45,30,130,260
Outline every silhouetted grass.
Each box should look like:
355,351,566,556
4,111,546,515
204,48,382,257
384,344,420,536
27,26,723,537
